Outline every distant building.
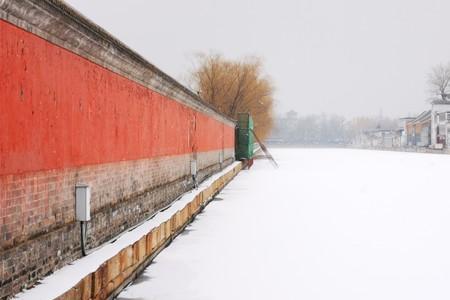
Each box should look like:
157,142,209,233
356,101,450,151
398,117,415,147
430,100,450,149
356,129,399,148
405,110,431,147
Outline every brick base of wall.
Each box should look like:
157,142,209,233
16,162,242,300
0,149,234,299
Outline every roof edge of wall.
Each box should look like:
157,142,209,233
0,0,235,126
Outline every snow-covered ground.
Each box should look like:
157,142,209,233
118,148,450,300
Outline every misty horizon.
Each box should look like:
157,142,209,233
64,0,450,119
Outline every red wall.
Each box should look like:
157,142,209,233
0,20,234,176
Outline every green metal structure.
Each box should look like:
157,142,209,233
235,113,254,160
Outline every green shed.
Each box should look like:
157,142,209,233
235,113,254,160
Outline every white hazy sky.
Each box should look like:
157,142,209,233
64,0,450,118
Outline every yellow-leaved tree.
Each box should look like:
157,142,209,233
188,53,275,140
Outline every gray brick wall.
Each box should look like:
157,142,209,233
0,149,234,299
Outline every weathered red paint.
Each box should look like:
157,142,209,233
0,20,234,176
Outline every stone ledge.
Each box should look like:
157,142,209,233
15,162,242,300
0,157,233,299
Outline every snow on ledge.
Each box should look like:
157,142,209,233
15,162,241,300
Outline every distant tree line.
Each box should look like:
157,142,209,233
270,110,398,145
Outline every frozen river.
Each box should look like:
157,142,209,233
118,148,450,300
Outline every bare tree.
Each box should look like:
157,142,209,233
188,53,275,139
428,63,450,102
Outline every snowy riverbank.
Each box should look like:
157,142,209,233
119,148,450,300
